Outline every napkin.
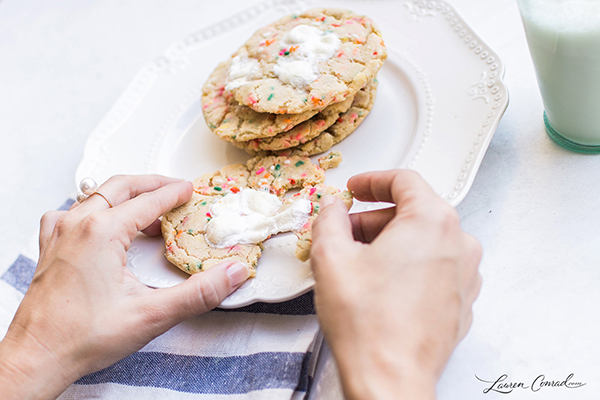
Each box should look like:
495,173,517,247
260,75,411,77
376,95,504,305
0,199,321,400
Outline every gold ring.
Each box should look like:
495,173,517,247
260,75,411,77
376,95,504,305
89,191,114,208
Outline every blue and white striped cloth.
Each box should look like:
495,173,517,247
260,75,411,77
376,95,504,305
0,199,321,399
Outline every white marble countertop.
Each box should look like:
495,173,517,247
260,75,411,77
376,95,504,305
1,0,599,399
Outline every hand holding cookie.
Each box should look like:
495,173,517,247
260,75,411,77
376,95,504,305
310,170,483,400
0,175,251,400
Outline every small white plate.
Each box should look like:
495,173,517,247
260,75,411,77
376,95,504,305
127,232,314,308
76,0,508,308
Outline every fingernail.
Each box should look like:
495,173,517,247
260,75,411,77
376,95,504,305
227,262,249,287
321,195,337,208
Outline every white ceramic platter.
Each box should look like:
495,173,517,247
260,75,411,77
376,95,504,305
76,0,508,308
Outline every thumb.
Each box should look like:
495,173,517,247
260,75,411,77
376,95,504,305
311,196,356,277
148,261,250,325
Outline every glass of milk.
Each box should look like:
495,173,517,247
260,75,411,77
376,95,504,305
517,0,600,153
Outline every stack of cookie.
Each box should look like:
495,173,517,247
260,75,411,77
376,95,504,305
201,8,386,156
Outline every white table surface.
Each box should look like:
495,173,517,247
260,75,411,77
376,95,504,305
2,0,599,399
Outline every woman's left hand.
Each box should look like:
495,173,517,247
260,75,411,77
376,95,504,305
0,175,250,400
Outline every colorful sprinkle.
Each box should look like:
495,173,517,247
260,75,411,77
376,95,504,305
275,164,281,170
267,93,274,101
309,187,317,196
256,167,265,175
188,229,193,234
230,187,240,193
311,97,323,106
214,186,222,191
295,160,305,167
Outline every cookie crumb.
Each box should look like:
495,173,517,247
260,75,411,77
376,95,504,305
318,151,343,170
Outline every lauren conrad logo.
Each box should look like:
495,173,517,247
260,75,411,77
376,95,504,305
475,373,586,394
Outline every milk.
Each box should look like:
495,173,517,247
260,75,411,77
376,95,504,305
518,0,600,146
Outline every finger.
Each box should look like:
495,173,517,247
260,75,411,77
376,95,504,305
349,206,396,243
146,261,250,326
347,170,439,210
470,273,483,304
462,233,483,288
110,181,193,236
311,196,356,279
312,196,355,248
459,273,482,343
458,309,474,343
141,219,163,237
74,175,185,215
39,211,67,251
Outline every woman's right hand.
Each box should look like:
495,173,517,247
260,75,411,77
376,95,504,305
310,170,482,400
